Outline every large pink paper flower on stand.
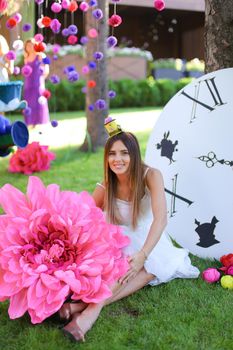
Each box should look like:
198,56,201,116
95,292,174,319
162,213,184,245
0,177,130,324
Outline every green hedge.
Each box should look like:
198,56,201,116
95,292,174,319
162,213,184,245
45,77,193,112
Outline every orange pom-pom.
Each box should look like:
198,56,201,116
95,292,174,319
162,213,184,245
68,1,78,12
87,80,96,88
41,16,52,27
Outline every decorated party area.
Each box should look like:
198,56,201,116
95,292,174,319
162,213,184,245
0,1,232,349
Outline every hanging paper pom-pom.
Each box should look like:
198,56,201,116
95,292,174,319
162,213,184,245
63,65,76,74
37,18,45,29
154,0,165,11
68,71,79,82
108,90,117,99
89,0,98,6
42,57,51,65
88,28,98,39
68,1,78,12
62,28,69,37
95,99,107,110
67,35,78,45
81,87,87,94
108,14,122,27
88,104,95,111
92,9,103,20
41,16,52,27
5,51,16,61
6,18,17,29
34,33,44,42
38,96,47,105
62,0,71,9
42,89,51,99
80,36,88,45
14,66,21,75
13,13,22,23
68,24,78,35
87,80,96,88
88,61,97,69
50,19,62,34
51,2,62,13
50,74,60,84
107,36,118,48
0,0,7,13
23,107,32,117
34,42,46,53
22,23,32,32
93,51,104,60
35,0,44,4
81,65,89,74
79,2,89,12
52,44,61,54
12,39,24,51
51,120,58,127
22,65,32,77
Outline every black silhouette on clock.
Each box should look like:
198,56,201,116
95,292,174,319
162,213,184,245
156,131,178,164
195,216,220,248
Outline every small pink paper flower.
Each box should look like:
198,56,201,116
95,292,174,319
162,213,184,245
0,177,130,323
8,142,55,175
154,0,165,11
226,265,233,275
202,268,220,283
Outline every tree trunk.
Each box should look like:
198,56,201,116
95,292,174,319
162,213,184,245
205,0,233,73
80,0,109,152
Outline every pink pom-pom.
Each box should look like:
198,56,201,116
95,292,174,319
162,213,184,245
88,28,98,39
67,35,78,45
79,1,89,11
21,64,32,77
51,2,62,13
202,268,220,283
13,13,22,23
34,33,44,43
154,0,165,11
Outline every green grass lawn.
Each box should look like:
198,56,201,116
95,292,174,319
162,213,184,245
0,109,232,350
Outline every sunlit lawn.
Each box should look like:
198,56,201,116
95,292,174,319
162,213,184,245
0,108,232,350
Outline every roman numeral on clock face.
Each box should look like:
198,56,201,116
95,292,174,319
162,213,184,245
180,77,226,122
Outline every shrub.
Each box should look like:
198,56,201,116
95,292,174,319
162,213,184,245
155,79,177,105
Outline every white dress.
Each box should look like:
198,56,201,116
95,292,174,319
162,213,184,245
117,187,200,286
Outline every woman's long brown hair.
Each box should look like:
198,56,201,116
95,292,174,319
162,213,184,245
104,132,146,229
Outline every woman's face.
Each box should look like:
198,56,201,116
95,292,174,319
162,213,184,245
25,41,34,53
108,140,130,175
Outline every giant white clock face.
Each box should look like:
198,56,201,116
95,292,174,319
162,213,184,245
145,68,233,259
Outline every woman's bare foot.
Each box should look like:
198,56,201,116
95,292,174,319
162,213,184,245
59,301,87,322
62,304,103,341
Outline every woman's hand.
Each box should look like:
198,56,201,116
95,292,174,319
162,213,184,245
118,251,147,284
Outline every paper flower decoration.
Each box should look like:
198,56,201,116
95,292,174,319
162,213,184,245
22,23,32,32
154,0,165,11
0,176,129,323
202,268,220,284
8,142,55,175
220,275,233,289
108,14,122,27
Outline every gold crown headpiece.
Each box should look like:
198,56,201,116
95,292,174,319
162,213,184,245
104,117,122,137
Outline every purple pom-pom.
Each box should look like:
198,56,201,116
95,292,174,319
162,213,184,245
93,51,104,60
88,61,97,69
62,28,69,37
68,24,78,35
22,23,32,32
50,74,60,84
35,0,44,4
68,71,79,82
14,66,20,75
108,90,116,99
107,36,118,48
42,57,51,64
81,87,87,94
88,104,95,111
80,36,88,45
95,99,106,110
89,0,98,6
92,9,103,20
63,65,76,74
51,120,58,127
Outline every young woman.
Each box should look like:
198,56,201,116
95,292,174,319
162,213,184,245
23,39,50,126
61,131,199,342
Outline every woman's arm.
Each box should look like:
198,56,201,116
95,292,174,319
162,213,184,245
141,168,167,257
119,168,167,284
92,183,105,209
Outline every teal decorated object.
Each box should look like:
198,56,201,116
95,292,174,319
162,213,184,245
0,81,27,112
0,115,29,157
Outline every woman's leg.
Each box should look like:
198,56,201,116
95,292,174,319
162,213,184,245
63,268,154,340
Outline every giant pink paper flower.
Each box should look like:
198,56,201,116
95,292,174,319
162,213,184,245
9,142,55,175
0,177,129,324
